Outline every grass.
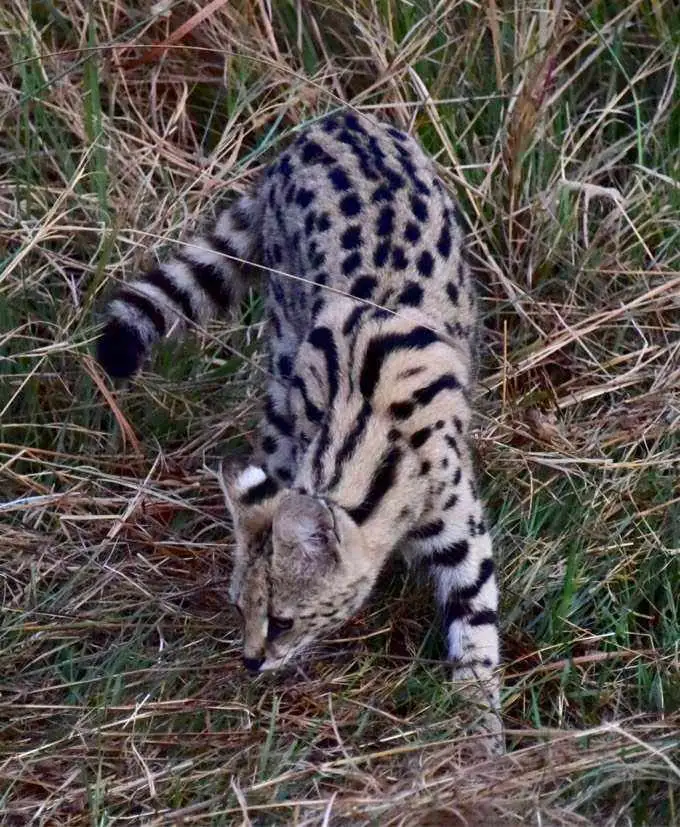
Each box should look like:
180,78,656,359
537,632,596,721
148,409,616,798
1,0,678,823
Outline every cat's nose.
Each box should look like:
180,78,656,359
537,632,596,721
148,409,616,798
242,656,264,673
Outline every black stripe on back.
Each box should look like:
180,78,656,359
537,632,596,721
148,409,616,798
409,426,432,449
118,289,166,335
312,421,332,488
308,326,339,405
347,445,402,526
390,400,414,420
342,304,370,336
443,493,459,510
240,476,279,506
413,373,460,406
327,400,372,491
359,327,438,399
145,267,196,321
177,250,232,310
292,375,324,425
264,397,293,437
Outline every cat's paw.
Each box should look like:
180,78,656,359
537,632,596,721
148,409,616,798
452,665,504,757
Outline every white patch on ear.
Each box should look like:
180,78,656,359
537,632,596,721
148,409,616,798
236,465,267,493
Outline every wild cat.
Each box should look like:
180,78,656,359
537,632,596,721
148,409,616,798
97,110,502,746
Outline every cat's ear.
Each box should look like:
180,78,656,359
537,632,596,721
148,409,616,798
272,492,339,572
221,464,282,534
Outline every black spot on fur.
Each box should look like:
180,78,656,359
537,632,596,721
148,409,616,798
411,195,428,222
344,112,366,132
278,155,293,178
296,188,315,208
340,194,362,216
404,222,421,243
342,251,362,275
372,184,394,203
351,275,377,299
391,246,408,270
262,435,277,454
376,206,395,236
398,282,423,306
409,427,432,449
329,167,351,191
275,466,293,483
391,400,414,420
301,140,333,164
416,250,434,278
437,222,452,258
443,493,458,510
341,225,362,250
373,241,390,268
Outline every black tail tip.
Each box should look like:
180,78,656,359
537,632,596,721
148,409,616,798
96,318,146,379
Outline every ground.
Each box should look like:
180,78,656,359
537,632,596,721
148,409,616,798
1,1,678,824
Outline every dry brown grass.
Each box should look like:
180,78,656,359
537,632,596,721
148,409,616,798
1,0,678,823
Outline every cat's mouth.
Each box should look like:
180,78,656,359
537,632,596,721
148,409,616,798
259,633,316,671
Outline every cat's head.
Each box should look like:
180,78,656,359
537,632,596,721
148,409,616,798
224,466,375,672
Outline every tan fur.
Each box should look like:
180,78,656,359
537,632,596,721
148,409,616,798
99,111,503,750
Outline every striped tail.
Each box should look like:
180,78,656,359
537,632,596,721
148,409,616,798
97,193,262,378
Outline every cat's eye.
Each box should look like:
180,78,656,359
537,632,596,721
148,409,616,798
267,615,293,641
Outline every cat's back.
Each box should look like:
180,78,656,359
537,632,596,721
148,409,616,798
261,111,475,349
